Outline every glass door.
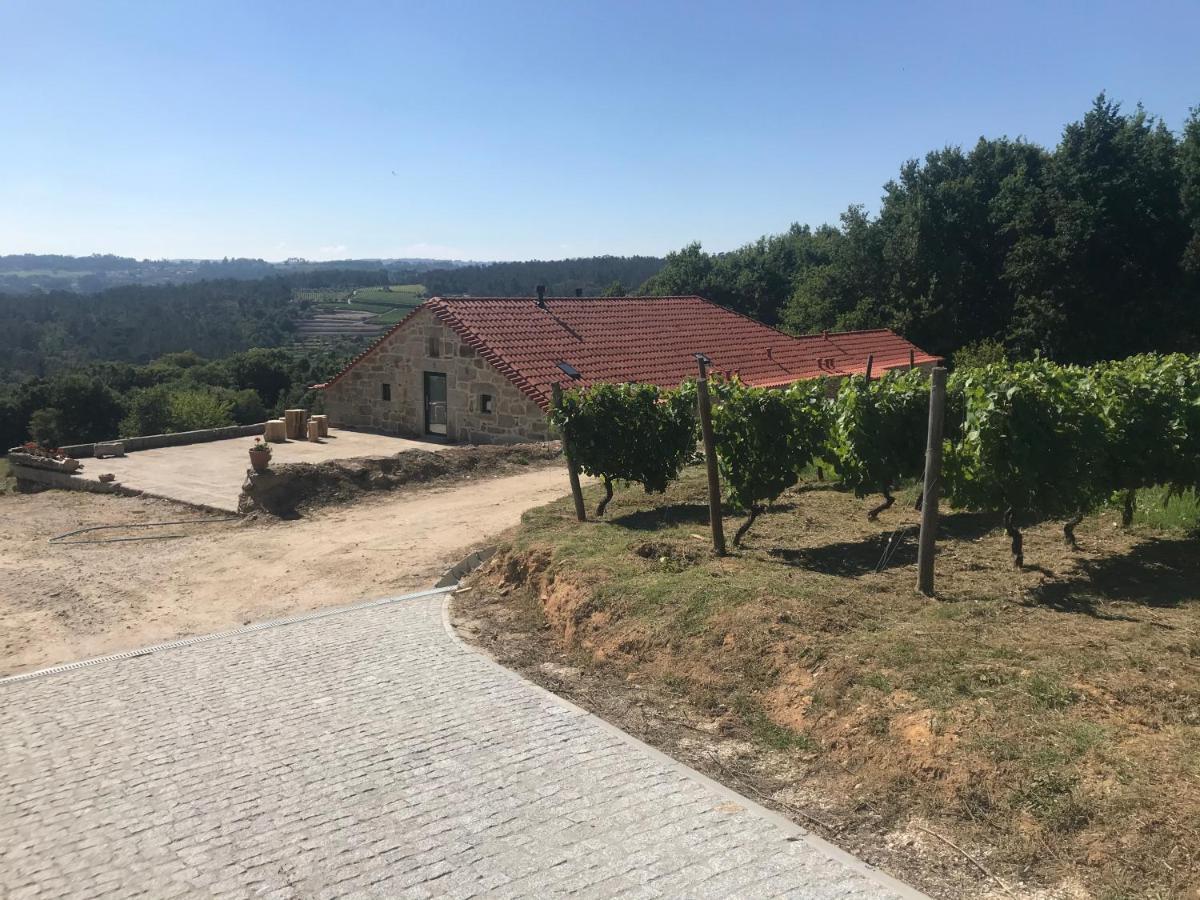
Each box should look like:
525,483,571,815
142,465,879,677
424,372,448,435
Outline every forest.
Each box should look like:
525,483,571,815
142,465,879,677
396,255,666,298
643,95,1200,364
0,269,398,380
0,347,348,453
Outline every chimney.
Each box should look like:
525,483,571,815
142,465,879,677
575,288,583,298
536,285,546,301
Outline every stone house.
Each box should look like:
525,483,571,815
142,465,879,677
318,294,938,444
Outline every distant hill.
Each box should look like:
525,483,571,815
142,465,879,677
404,255,666,298
0,255,474,294
0,253,664,296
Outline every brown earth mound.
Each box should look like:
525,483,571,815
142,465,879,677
239,441,561,516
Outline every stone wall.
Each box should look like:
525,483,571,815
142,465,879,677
60,423,265,458
322,310,552,444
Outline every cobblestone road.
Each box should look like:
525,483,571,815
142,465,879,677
2,591,921,899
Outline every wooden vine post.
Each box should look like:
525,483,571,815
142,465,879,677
916,367,948,596
694,354,727,555
551,382,587,522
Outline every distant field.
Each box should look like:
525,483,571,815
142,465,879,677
353,284,425,303
295,288,352,303
369,307,415,326
293,284,426,343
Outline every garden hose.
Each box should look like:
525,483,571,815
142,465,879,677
48,517,242,545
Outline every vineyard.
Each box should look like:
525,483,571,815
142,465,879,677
552,353,1200,566
513,354,1200,896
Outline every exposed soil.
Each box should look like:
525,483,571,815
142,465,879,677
0,463,578,676
452,471,1200,900
239,442,563,516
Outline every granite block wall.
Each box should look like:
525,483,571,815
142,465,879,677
322,311,552,444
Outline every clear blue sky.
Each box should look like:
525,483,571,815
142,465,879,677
2,0,1198,262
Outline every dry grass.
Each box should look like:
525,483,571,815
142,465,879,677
460,469,1200,900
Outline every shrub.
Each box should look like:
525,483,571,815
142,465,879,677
829,370,930,519
551,382,696,515
711,379,830,545
944,360,1107,565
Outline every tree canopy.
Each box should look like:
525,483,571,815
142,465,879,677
642,95,1200,364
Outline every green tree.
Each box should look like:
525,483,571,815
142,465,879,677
119,386,174,438
27,408,64,448
1002,95,1191,361
167,389,235,432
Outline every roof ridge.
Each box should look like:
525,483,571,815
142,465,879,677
428,295,704,302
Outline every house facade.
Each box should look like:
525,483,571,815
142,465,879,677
321,309,551,444
318,295,938,444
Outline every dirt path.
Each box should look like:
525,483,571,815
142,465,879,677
0,466,577,676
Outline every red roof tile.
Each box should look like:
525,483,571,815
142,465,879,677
323,296,939,409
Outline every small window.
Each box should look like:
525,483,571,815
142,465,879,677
480,394,494,414
427,336,441,357
381,383,391,401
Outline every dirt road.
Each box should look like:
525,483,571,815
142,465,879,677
0,466,577,676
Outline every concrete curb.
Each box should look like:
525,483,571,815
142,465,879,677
441,592,929,900
435,545,497,587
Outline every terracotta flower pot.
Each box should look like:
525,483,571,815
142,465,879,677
249,448,271,473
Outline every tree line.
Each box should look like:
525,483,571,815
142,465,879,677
642,95,1200,364
0,270,398,380
401,255,666,298
0,347,348,451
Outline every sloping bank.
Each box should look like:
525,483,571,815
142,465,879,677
240,442,562,516
456,470,1200,900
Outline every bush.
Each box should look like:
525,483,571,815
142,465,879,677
120,385,174,437
945,360,1107,565
952,338,1008,370
551,382,696,515
829,370,930,519
229,388,268,426
28,407,65,448
168,389,235,432
711,379,829,545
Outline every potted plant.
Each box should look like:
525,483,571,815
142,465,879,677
249,438,272,473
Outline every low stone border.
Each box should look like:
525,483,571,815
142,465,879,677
61,423,266,458
11,463,129,496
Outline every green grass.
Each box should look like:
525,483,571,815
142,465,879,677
353,284,425,303
1129,486,1200,532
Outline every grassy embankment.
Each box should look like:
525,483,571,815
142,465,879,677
470,469,1200,899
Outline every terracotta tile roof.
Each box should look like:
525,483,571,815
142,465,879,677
322,296,939,409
